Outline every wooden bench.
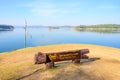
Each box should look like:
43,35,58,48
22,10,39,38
34,49,89,68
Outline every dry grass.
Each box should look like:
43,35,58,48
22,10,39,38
0,44,120,80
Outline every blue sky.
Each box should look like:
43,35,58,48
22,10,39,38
0,0,120,26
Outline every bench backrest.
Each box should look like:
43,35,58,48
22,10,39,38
34,49,89,64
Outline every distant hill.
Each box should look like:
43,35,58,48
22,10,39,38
0,25,14,31
74,24,120,28
72,24,120,33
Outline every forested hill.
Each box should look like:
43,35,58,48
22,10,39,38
74,24,120,28
0,25,14,31
72,24,120,33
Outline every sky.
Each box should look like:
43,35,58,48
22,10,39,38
0,0,120,26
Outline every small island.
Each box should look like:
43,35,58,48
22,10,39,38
0,25,14,31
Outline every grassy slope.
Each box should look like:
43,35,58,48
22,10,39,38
0,44,120,80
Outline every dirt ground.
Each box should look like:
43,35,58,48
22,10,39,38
0,44,120,80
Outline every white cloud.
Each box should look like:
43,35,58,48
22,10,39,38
24,0,80,18
24,1,57,17
99,5,119,9
31,8,60,17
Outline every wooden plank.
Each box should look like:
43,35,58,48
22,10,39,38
34,49,89,64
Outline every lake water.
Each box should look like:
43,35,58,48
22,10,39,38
0,27,120,53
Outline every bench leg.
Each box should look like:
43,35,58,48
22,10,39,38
46,61,54,68
72,59,80,63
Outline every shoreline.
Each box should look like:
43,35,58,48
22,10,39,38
0,44,120,54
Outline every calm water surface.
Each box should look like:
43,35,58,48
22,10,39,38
0,27,120,53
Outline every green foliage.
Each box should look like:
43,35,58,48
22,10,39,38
73,24,120,33
75,24,120,28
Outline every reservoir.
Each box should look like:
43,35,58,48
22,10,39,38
0,27,120,53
